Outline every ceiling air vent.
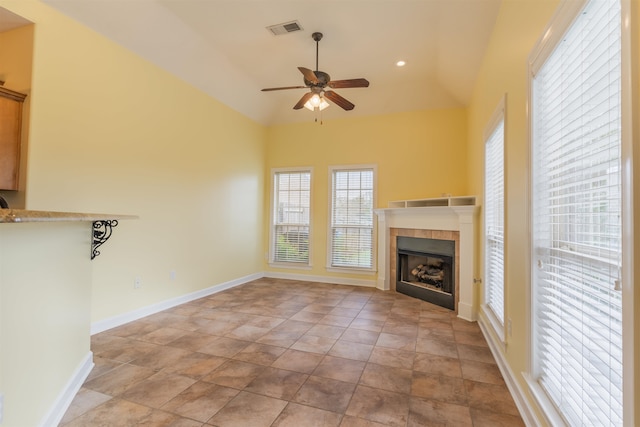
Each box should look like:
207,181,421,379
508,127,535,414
267,20,303,36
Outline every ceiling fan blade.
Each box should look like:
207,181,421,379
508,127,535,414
324,90,355,111
261,86,307,92
298,67,319,84
293,92,314,110
328,78,370,89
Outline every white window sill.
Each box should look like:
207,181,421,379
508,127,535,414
325,266,377,276
268,262,312,270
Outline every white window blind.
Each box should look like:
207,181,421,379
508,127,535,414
329,168,374,269
272,170,311,264
531,0,622,425
484,118,505,326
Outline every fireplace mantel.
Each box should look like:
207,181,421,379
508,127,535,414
375,200,479,321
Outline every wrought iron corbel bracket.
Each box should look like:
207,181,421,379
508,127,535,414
92,220,119,259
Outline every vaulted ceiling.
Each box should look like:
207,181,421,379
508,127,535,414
6,1,502,125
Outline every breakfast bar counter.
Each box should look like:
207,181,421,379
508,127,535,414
0,210,137,426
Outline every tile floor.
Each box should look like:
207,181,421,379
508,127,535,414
60,278,524,426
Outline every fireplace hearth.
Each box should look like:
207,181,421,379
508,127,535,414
396,236,455,310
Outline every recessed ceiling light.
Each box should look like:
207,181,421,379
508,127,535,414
396,60,406,67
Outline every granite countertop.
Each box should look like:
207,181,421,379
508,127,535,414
0,209,138,223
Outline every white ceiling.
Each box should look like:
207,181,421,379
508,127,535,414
7,0,501,125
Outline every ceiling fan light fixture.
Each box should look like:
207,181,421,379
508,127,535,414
304,93,329,111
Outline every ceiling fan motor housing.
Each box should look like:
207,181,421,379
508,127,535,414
304,71,330,87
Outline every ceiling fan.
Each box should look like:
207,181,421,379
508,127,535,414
261,32,369,111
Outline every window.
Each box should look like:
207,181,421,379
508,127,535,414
329,166,375,270
483,98,505,337
270,169,311,265
529,0,623,425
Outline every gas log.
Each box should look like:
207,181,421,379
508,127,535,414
410,257,445,287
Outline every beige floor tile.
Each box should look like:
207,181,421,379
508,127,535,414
198,336,250,358
93,336,160,363
381,321,419,337
307,324,347,339
368,347,415,370
345,385,409,427
464,380,520,416
415,337,459,358
460,359,505,385
418,327,456,342
271,349,324,374
272,402,342,427
456,343,496,364
313,355,366,383
232,342,286,366
291,334,338,354
162,381,238,422
62,398,154,426
302,303,337,314
359,363,412,394
339,328,379,345
139,326,189,345
207,391,287,427
454,330,489,347
225,324,272,341
328,340,373,361
119,371,197,408
470,407,526,426
339,415,388,427
84,363,156,396
293,376,356,413
129,345,193,371
375,332,416,351
290,311,326,323
408,396,473,426
348,317,385,332
58,388,112,425
411,372,468,406
166,331,221,352
413,352,462,378
202,359,265,389
85,356,122,382
245,367,309,400
160,352,227,380
272,319,315,335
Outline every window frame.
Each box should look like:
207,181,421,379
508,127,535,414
269,167,313,269
482,95,507,344
326,165,377,273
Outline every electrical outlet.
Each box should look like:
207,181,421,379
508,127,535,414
507,318,513,337
134,277,141,289
170,270,176,281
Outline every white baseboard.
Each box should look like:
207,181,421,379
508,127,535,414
39,351,94,427
457,301,477,322
91,272,263,335
477,316,542,427
263,271,377,288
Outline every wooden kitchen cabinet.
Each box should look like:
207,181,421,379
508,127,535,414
0,86,26,190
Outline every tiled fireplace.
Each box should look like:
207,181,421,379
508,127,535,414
374,197,478,321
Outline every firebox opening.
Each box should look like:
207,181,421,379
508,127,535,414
396,236,455,310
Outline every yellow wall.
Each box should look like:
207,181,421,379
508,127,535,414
0,24,33,208
265,108,468,280
0,0,266,322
